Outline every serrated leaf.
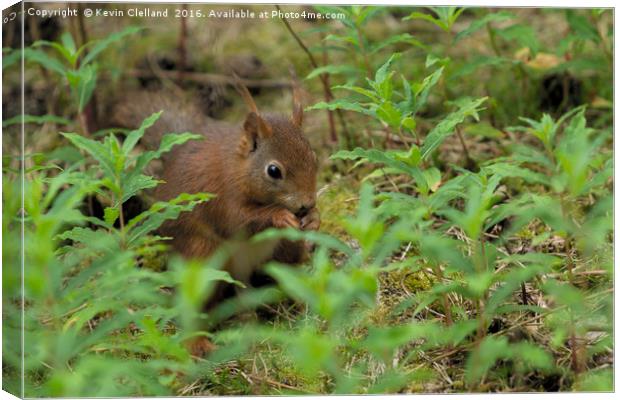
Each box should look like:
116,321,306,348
374,53,401,85
331,147,427,192
120,174,160,204
103,207,120,226
305,64,361,80
376,102,402,128
413,67,443,114
61,132,116,180
307,99,371,116
126,192,213,244
133,132,202,174
333,84,380,102
121,112,162,156
421,97,487,159
394,145,421,167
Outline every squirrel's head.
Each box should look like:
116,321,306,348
235,79,318,216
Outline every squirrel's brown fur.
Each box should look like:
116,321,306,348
112,86,320,290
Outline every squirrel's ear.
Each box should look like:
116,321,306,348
290,69,303,128
240,112,272,154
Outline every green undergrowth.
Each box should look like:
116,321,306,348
2,5,612,396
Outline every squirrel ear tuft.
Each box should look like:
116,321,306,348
233,73,260,114
290,68,303,128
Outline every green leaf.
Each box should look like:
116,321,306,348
376,101,402,128
267,264,320,310
61,132,116,180
422,167,442,192
370,33,427,53
3,114,72,128
565,10,600,43
81,26,142,66
393,145,421,167
454,11,515,43
450,56,510,80
2,48,20,70
333,84,380,103
126,192,213,244
24,48,66,75
364,322,439,360
60,32,77,56
121,112,162,156
496,24,540,54
305,64,361,80
120,174,160,204
76,64,98,112
421,97,487,159
374,53,401,85
462,122,503,139
404,11,448,31
331,147,427,192
103,207,120,226
307,99,371,116
465,336,511,383
404,7,464,31
412,67,443,114
481,162,548,185
485,264,548,316
252,227,353,256
132,132,202,175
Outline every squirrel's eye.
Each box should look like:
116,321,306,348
267,164,283,180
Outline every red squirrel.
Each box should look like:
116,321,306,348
113,81,320,294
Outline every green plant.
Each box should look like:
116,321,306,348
1,110,249,396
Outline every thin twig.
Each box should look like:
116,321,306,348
274,5,351,145
177,4,188,82
127,69,290,89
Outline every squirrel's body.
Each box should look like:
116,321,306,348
113,88,319,287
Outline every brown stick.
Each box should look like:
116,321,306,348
274,5,351,146
126,69,291,89
321,32,337,143
177,4,188,82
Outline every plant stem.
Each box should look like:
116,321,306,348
177,4,188,82
275,5,352,146
355,24,373,79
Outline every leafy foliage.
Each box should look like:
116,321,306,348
2,5,612,396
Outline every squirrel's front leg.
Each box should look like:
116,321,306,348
246,206,299,234
271,208,301,230
299,207,320,255
300,207,320,231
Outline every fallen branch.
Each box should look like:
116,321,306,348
127,69,291,89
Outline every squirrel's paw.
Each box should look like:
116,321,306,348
272,209,300,230
300,207,320,231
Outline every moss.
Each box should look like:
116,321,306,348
316,176,359,240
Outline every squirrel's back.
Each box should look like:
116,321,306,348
112,90,231,151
